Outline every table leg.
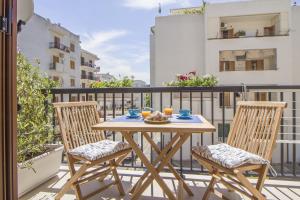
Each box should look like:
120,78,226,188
121,131,177,200
142,132,194,196
129,133,181,194
132,133,191,200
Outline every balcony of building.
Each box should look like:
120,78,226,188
49,42,71,53
18,86,300,200
49,62,64,73
208,13,289,40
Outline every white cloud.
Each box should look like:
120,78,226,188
123,0,192,10
82,30,128,50
80,30,150,83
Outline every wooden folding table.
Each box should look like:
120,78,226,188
92,115,215,200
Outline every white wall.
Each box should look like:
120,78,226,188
151,14,205,86
292,6,300,84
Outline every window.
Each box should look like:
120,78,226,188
255,92,268,101
219,61,235,71
53,55,59,63
54,36,60,45
82,96,86,101
53,76,60,82
70,43,75,52
219,92,231,107
88,95,93,101
81,57,85,65
70,60,75,69
70,78,75,87
246,60,264,71
82,83,86,88
218,123,230,141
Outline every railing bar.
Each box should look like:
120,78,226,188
179,91,183,176
222,91,225,143
292,92,296,176
112,93,115,141
280,92,284,176
160,92,163,152
190,91,193,171
103,93,106,121
211,92,214,144
121,93,124,143
200,92,203,172
131,93,134,109
141,92,144,168
233,92,237,115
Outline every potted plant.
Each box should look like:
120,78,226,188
17,54,63,197
236,30,246,37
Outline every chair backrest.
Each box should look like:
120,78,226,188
227,101,287,161
53,101,105,151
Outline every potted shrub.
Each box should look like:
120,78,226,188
17,54,63,197
236,30,246,37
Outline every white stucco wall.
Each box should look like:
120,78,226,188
151,14,205,86
292,6,300,84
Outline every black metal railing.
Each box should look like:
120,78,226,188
49,42,70,53
47,85,300,177
81,61,96,68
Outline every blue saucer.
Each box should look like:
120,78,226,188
126,115,140,119
176,115,193,119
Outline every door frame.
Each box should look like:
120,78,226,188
0,0,18,199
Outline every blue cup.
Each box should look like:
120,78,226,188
179,109,191,117
128,109,140,116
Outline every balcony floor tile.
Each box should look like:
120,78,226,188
20,164,300,200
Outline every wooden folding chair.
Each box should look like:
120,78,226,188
53,101,132,200
192,101,287,200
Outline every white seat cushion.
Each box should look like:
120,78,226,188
192,143,270,169
69,140,131,161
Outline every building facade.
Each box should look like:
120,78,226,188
151,0,299,87
150,0,300,163
18,14,81,89
80,49,100,89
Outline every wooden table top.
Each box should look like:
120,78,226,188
92,115,216,133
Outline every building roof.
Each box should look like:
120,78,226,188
81,49,100,60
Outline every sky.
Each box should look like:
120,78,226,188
35,0,300,83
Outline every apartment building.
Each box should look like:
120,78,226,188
150,0,300,162
18,14,81,89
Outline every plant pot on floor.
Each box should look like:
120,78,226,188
18,144,64,197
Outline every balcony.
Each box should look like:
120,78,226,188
49,42,70,53
20,164,300,200
81,61,96,68
49,62,64,72
81,74,95,80
208,13,289,40
20,85,300,199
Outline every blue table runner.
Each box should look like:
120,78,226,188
109,114,202,123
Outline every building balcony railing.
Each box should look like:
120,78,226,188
208,33,289,40
49,62,64,72
47,85,300,177
81,62,96,68
49,42,70,53
81,74,95,80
